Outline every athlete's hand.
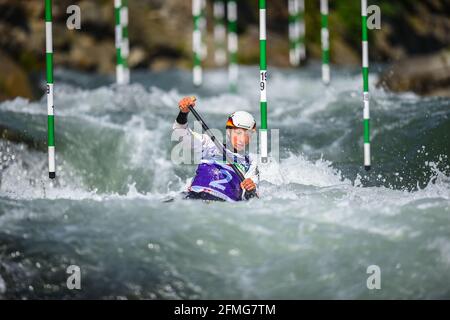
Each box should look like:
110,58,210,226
179,96,196,113
241,178,256,191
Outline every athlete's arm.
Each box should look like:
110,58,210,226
172,97,216,157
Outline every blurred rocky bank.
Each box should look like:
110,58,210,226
1,0,450,101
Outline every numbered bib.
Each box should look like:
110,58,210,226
190,163,244,202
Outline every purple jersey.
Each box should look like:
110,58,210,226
189,159,250,202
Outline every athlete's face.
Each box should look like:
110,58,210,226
229,128,251,151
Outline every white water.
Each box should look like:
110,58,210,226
0,65,449,299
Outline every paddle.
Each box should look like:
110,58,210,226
187,104,258,200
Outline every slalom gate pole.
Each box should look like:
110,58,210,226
193,0,202,86
200,0,208,61
320,0,330,84
45,0,55,179
115,0,129,84
259,0,268,163
299,0,306,61
121,0,130,83
213,0,226,66
361,0,371,170
288,0,300,66
227,0,238,92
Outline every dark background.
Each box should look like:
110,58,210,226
1,0,450,101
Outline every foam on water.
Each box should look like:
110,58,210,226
0,65,449,299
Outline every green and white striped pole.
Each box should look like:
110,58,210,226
45,0,55,179
320,0,330,84
114,0,122,84
213,0,226,66
288,0,300,66
227,0,238,92
361,0,371,170
299,0,306,61
121,0,130,83
259,0,268,163
200,0,208,61
193,0,202,86
115,0,129,85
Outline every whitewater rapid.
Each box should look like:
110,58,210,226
0,65,449,299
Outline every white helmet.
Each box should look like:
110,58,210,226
226,111,256,130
